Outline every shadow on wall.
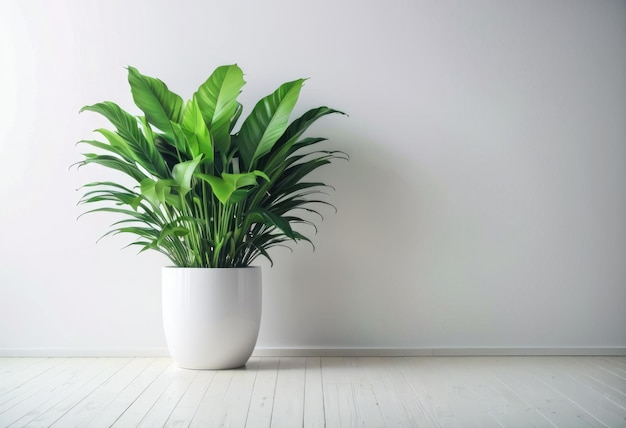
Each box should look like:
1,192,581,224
260,132,437,346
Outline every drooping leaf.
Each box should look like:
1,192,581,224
260,107,344,171
93,128,136,162
77,154,147,182
246,207,296,240
80,101,144,146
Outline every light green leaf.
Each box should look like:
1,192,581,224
181,98,213,162
172,156,203,196
193,64,244,153
195,170,268,204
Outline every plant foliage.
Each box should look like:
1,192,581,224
76,65,346,267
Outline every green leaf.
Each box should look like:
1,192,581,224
157,224,189,246
127,66,183,135
196,174,231,204
238,79,305,171
172,156,203,196
80,101,144,146
77,139,128,160
246,208,296,240
223,170,270,188
77,154,147,182
195,170,268,204
193,64,245,153
93,128,136,162
169,122,192,160
181,98,213,162
140,178,173,206
272,107,344,159
81,102,170,178
230,102,243,132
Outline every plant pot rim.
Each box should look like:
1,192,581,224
162,266,261,270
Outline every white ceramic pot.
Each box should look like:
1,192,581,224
162,267,262,370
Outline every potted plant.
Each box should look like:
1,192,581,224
76,64,345,369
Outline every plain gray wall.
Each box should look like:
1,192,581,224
1,0,625,354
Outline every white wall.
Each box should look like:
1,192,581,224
1,0,625,355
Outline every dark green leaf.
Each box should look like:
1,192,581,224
127,66,183,135
238,79,304,171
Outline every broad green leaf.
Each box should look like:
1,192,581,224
238,79,305,171
196,174,231,204
172,156,203,196
193,65,244,153
140,178,173,206
230,102,243,132
222,170,270,188
196,170,268,204
127,66,183,136
181,98,213,162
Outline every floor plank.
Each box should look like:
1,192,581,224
109,361,180,427
0,358,68,399
449,357,554,427
1,358,97,427
18,358,132,427
136,364,199,427
163,368,216,427
303,357,325,428
86,358,171,427
530,357,626,427
366,356,435,426
189,358,258,427
0,356,624,427
270,357,306,427
245,357,279,428
488,357,607,427
50,358,155,427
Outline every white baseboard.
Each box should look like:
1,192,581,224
252,347,626,357
0,348,171,358
1,347,625,358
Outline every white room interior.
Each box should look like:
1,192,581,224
1,0,625,357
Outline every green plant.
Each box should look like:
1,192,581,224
76,64,346,268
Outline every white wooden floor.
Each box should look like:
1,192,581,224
0,356,624,427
